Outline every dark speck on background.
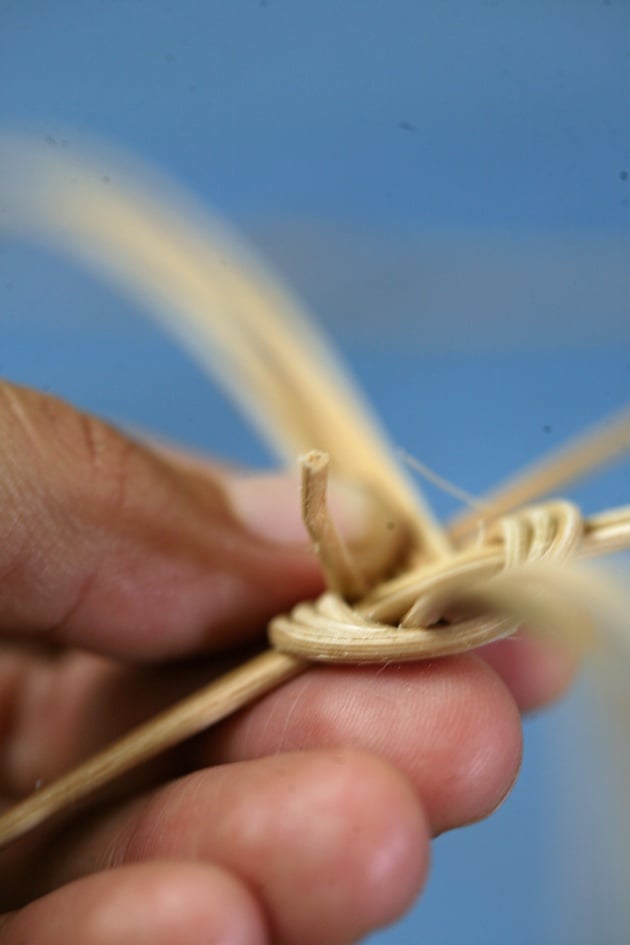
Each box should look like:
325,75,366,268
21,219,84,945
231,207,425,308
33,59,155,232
542,424,552,434
620,170,629,181
398,120,416,132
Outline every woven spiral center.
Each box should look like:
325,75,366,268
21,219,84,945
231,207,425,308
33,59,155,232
269,500,584,662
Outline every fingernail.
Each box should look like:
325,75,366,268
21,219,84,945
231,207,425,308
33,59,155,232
224,472,376,545
327,478,379,542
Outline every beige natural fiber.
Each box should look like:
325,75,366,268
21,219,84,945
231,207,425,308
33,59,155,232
0,134,628,850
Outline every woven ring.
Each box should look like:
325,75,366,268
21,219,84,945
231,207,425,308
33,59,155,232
269,500,584,662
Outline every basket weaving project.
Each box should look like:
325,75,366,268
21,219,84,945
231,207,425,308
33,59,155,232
0,134,629,851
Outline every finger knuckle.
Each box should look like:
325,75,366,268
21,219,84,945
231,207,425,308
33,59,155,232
0,381,132,520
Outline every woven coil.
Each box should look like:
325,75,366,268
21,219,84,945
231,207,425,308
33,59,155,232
270,500,592,661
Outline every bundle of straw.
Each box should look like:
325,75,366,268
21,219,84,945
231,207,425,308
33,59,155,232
0,134,628,851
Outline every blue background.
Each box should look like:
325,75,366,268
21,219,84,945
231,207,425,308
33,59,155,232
1,2,629,942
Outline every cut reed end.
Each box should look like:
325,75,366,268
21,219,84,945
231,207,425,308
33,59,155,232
300,450,369,600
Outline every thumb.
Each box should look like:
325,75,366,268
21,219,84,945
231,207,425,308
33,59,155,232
0,382,374,660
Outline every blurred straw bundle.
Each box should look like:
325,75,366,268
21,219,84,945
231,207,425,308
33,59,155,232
0,135,628,911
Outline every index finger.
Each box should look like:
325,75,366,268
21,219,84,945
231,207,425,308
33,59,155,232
0,382,336,659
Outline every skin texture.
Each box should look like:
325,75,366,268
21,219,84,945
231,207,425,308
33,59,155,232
0,382,577,945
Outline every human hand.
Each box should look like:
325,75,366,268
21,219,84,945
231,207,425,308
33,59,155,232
0,382,576,945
